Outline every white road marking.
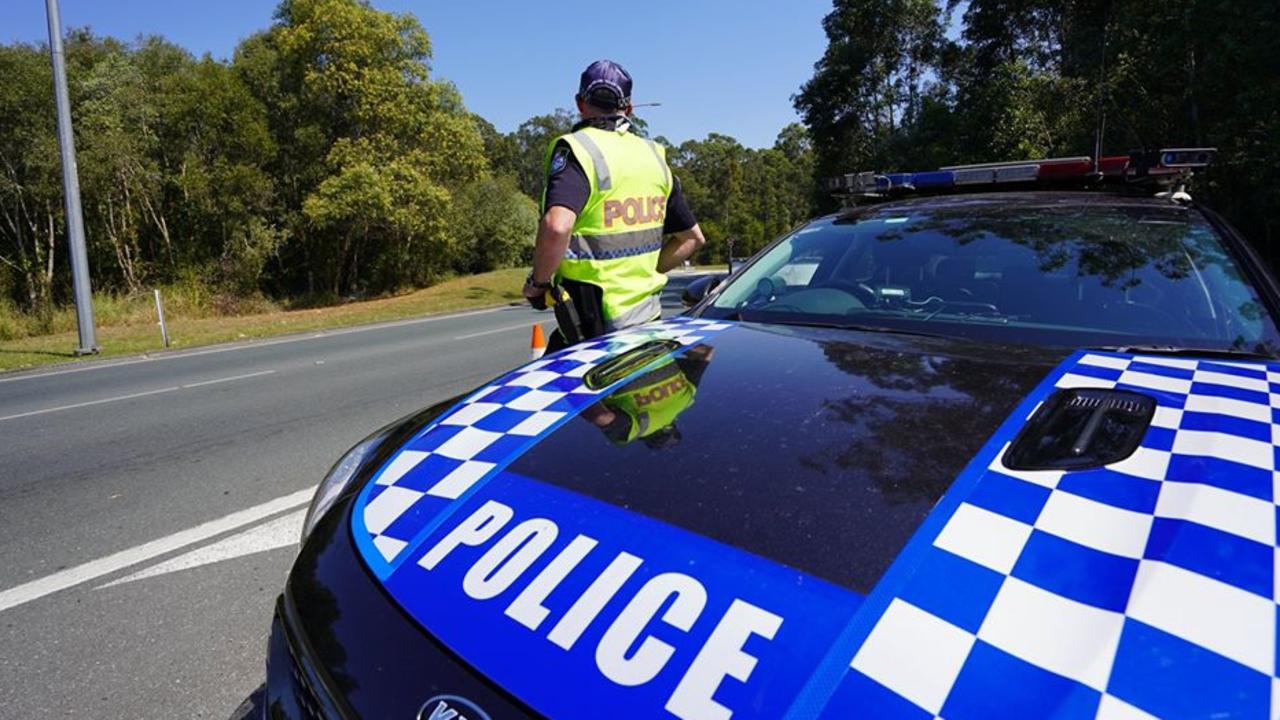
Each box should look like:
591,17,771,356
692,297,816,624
180,369,276,389
0,304,520,385
0,369,279,423
0,486,314,613
97,508,305,589
0,386,181,422
454,321,551,341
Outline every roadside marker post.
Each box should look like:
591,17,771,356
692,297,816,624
154,289,170,348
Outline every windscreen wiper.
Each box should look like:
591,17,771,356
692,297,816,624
733,310,953,340
1090,345,1278,361
838,322,954,340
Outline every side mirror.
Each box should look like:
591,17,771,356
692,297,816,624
682,274,727,307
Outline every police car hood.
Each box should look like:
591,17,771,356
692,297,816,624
337,318,1277,719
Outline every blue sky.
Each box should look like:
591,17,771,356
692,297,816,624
2,0,832,148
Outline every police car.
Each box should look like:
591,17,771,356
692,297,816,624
263,150,1280,719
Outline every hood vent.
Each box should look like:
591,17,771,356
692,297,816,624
583,339,682,391
1003,388,1156,471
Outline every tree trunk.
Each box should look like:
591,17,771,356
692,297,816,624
141,191,175,269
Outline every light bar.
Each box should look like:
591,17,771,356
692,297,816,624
943,157,1090,184
1159,148,1216,168
829,148,1216,198
1096,156,1127,175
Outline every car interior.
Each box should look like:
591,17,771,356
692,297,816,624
724,214,1264,345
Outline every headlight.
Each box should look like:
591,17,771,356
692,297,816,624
300,435,383,543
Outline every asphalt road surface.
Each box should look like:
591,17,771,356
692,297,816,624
0,273,710,719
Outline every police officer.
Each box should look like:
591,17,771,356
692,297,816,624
522,60,705,351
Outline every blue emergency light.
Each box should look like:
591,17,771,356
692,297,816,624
826,148,1216,198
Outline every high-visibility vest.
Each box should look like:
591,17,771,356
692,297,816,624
603,359,696,444
544,124,673,327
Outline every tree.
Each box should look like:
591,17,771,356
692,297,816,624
452,175,539,274
794,0,945,209
666,126,817,263
70,34,166,293
0,42,61,320
795,0,1280,263
955,0,1280,255
234,0,487,296
151,53,278,299
1,32,279,318
472,113,520,181
770,123,817,224
0,2,544,333
506,109,576,201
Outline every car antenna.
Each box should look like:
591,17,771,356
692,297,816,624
631,102,663,108
1092,1,1113,175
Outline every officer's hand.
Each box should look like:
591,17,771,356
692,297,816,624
522,280,548,310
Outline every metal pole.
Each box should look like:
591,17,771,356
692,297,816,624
45,0,98,355
153,289,169,348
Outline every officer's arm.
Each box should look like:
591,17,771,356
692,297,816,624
531,206,577,285
657,224,706,273
656,176,704,272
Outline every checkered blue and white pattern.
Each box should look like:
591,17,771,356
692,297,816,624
356,317,732,565
838,352,1280,719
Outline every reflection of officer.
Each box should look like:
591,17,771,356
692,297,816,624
522,60,706,352
583,345,714,449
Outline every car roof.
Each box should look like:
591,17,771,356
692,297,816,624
828,190,1194,221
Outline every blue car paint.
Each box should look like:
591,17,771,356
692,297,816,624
348,322,1280,718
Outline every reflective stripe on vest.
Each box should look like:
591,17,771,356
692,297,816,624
642,139,671,187
566,228,664,261
606,294,661,331
571,131,612,191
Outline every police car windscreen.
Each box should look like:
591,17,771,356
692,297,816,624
710,202,1280,355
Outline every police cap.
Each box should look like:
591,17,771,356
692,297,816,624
577,59,632,111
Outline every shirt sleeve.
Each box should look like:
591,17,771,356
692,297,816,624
662,175,698,234
542,141,591,215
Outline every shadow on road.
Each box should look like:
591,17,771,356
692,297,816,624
0,347,77,358
228,684,265,720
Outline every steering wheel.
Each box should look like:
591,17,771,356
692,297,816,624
822,279,879,308
744,277,780,308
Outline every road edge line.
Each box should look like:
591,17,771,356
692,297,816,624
0,486,315,613
0,303,521,383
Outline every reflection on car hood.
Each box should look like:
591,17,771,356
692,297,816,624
337,317,1278,718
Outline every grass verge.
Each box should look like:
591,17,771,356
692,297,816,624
0,268,528,373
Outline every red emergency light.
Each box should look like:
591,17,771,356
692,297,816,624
826,148,1216,196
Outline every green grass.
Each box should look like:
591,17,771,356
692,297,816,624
0,268,528,373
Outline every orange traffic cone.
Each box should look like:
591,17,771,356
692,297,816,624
530,324,547,361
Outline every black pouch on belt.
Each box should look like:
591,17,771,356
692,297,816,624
546,285,581,345
548,279,606,344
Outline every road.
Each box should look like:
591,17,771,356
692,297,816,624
0,274,709,719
